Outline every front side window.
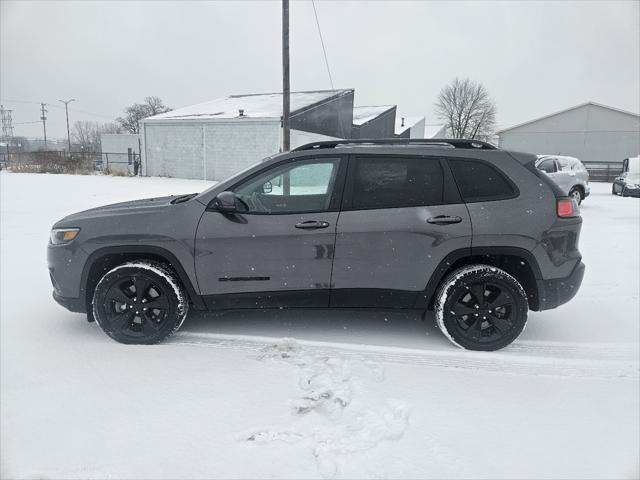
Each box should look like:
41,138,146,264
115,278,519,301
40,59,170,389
538,158,557,173
449,158,516,202
352,156,444,209
234,158,340,213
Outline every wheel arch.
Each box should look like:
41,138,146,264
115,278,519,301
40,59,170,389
419,247,543,311
81,245,206,316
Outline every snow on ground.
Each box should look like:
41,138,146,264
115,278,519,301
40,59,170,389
1,172,638,479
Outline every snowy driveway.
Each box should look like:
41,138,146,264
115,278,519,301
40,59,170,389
1,172,638,479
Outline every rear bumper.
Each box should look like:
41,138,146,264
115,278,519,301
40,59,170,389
538,261,585,311
52,291,86,313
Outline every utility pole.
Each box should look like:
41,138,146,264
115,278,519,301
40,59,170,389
0,105,14,139
40,103,48,148
59,98,75,152
282,0,290,152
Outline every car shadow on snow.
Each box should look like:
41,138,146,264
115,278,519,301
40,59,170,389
181,308,454,351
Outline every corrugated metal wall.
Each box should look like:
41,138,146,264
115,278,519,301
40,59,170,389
499,104,640,163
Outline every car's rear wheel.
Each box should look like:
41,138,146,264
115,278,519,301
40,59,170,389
434,265,528,351
569,187,583,205
92,261,188,344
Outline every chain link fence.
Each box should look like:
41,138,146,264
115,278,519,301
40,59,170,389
0,150,141,176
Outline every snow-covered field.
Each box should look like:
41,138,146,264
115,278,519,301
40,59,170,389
1,172,638,479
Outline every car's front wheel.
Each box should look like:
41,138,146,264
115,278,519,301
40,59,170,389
434,265,528,351
92,261,189,344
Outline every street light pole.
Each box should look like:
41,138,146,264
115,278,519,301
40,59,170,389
59,98,75,152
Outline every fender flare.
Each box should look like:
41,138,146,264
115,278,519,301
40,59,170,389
417,246,543,309
80,245,206,310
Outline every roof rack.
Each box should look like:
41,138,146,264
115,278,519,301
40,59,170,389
293,138,498,152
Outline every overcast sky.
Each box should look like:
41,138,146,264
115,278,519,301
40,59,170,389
1,0,638,139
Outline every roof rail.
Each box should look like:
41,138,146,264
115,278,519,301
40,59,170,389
292,138,498,152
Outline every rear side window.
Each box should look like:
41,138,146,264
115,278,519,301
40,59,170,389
538,158,557,173
448,158,516,202
352,156,444,209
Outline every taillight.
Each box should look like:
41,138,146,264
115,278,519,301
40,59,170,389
557,198,578,218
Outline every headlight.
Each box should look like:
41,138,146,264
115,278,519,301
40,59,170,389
50,228,80,245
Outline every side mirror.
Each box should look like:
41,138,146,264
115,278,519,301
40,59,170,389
211,191,238,213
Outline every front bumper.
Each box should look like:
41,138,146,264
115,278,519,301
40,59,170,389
622,186,640,197
52,291,86,313
538,261,585,311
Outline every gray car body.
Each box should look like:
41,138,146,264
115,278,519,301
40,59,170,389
48,144,584,316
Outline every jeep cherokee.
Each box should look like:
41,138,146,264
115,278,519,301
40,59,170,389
47,139,585,351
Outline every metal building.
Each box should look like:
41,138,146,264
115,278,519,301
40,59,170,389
395,116,426,138
141,89,353,181
351,105,397,139
497,102,640,164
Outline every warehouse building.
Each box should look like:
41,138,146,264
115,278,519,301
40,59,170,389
141,89,353,180
351,105,397,139
395,116,426,138
497,102,640,164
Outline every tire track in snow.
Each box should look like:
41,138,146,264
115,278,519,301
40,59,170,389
168,332,638,380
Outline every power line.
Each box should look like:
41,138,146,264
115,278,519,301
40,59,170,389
311,0,334,90
0,98,114,120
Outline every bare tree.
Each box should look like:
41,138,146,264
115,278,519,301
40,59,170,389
435,77,496,141
116,96,172,134
100,122,123,134
71,121,101,151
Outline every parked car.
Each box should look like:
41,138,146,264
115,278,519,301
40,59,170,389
535,155,590,204
48,139,585,351
612,156,640,197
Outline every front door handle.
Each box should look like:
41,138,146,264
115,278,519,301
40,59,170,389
427,215,462,225
295,220,330,230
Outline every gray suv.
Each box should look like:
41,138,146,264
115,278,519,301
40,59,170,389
48,139,585,351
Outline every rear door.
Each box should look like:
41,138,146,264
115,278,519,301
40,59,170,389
195,156,346,308
330,154,472,307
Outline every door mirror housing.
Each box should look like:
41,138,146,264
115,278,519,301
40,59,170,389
211,191,239,213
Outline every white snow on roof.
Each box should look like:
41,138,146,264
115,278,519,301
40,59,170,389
147,90,352,121
394,116,425,135
424,124,446,138
352,105,395,126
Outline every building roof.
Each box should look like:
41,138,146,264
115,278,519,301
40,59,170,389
352,105,395,126
497,101,640,134
147,89,353,121
394,116,425,135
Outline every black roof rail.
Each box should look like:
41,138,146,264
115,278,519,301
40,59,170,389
292,138,498,152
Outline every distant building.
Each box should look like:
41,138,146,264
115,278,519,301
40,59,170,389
101,133,140,174
395,116,426,138
141,89,353,180
351,105,396,139
498,102,640,164
424,124,446,139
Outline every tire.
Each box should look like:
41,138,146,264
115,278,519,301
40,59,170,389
92,260,189,344
612,184,617,195
569,187,583,205
434,265,528,351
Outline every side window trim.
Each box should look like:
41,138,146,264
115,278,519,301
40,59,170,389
340,154,461,212
229,155,347,215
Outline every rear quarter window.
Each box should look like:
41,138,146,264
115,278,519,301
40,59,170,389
448,158,517,202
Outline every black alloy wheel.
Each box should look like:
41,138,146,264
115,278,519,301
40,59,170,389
435,265,528,351
93,261,188,344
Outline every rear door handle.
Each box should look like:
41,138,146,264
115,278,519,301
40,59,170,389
427,215,462,225
295,220,330,230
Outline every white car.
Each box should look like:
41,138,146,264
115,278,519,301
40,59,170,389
535,155,590,204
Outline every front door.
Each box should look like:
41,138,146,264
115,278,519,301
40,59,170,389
195,156,345,308
331,155,472,307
